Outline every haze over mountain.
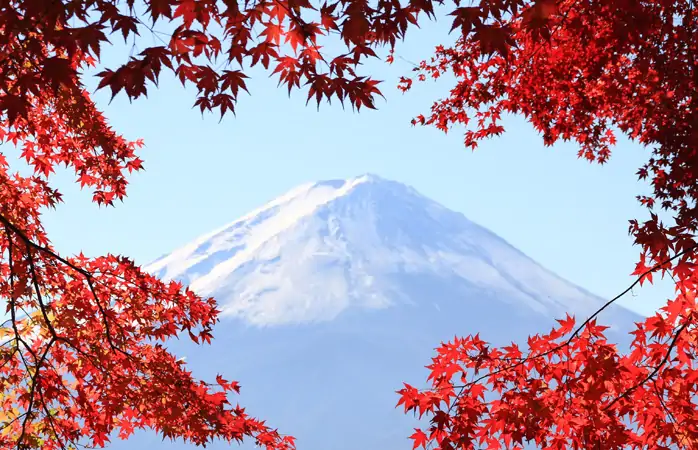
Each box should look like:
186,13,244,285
109,174,642,450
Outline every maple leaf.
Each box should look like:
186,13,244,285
260,22,285,45
522,0,559,31
474,24,514,57
631,256,654,287
0,94,29,125
320,2,339,30
220,70,250,97
341,16,370,44
112,14,141,41
410,429,428,449
448,7,481,34
146,0,174,22
555,313,576,335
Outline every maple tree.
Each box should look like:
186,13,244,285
392,0,698,449
0,0,410,446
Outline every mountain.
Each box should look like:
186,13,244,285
108,174,642,450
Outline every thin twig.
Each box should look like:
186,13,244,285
603,316,692,411
442,242,698,412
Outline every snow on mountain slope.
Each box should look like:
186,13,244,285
147,174,614,326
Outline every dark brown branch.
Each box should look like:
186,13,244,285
16,337,56,450
38,383,69,450
0,213,133,360
651,379,683,444
603,315,692,411
443,242,698,411
25,244,58,338
0,214,91,281
490,243,694,383
2,219,134,448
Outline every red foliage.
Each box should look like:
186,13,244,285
396,0,698,448
0,0,696,448
0,118,295,443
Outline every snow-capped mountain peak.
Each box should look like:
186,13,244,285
147,174,389,283
147,175,618,326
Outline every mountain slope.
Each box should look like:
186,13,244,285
108,174,642,450
147,174,617,326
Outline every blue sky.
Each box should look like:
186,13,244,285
31,17,673,318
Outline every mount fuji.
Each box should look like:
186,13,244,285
109,174,641,450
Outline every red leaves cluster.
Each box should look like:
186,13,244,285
2,0,430,120
398,308,698,449
0,241,295,449
0,185,296,448
0,1,307,448
396,0,698,448
0,169,296,448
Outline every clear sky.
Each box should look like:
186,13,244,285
30,17,673,318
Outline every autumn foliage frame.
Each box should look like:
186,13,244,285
0,0,697,448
